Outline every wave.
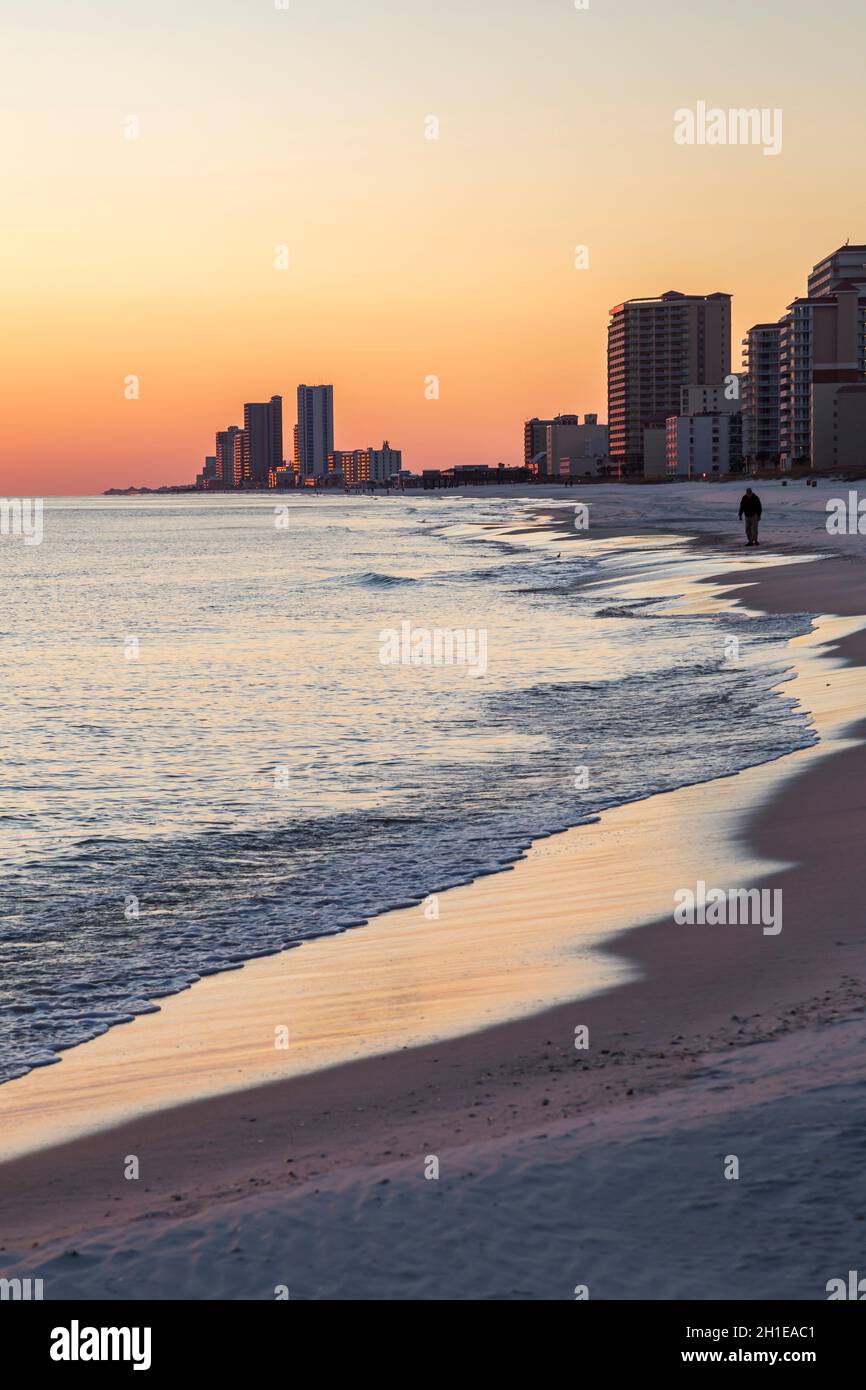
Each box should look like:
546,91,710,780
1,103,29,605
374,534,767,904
353,571,419,588
0,499,821,1085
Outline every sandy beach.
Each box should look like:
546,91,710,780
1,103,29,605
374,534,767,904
3,502,866,1300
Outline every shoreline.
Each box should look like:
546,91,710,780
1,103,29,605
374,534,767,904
0,528,841,1162
3,535,866,1297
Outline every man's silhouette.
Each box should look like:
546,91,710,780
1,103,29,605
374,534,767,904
739,487,762,546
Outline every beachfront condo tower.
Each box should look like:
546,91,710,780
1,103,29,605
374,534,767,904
242,396,284,488
607,291,732,476
777,247,866,470
215,425,243,487
742,324,782,469
297,384,335,481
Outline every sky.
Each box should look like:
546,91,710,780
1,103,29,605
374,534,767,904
2,0,865,493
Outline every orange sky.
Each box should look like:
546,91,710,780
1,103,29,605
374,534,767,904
2,0,864,493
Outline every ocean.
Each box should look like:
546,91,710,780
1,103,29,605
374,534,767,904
0,492,816,1082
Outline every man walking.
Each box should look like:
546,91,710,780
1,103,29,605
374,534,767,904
738,486,762,546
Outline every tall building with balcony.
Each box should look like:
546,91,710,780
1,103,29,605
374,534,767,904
778,303,814,467
297,384,334,480
242,396,283,487
771,246,866,469
779,283,866,469
742,324,782,468
232,429,245,487
807,245,866,298
607,291,731,475
810,285,866,468
215,425,242,486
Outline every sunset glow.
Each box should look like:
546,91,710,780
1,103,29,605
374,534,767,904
2,0,863,491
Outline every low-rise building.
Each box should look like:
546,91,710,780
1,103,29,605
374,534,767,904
666,412,743,477
546,414,610,478
524,417,553,475
329,441,403,486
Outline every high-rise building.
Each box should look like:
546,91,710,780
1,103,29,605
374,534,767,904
807,245,866,298
242,396,283,487
779,283,866,468
607,291,732,475
232,429,245,487
810,285,866,469
215,426,242,486
742,324,782,468
755,246,866,470
297,385,334,480
778,302,814,467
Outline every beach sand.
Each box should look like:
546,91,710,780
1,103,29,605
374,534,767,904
2,539,866,1299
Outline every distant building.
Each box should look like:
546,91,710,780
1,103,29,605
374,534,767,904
807,245,866,298
330,441,402,486
747,246,866,471
524,413,609,478
242,396,283,487
779,282,866,469
669,381,744,476
607,291,732,475
524,417,553,474
232,429,245,487
666,411,743,478
197,455,219,489
422,464,532,488
297,385,334,480
215,426,242,486
742,324,782,469
546,414,610,477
